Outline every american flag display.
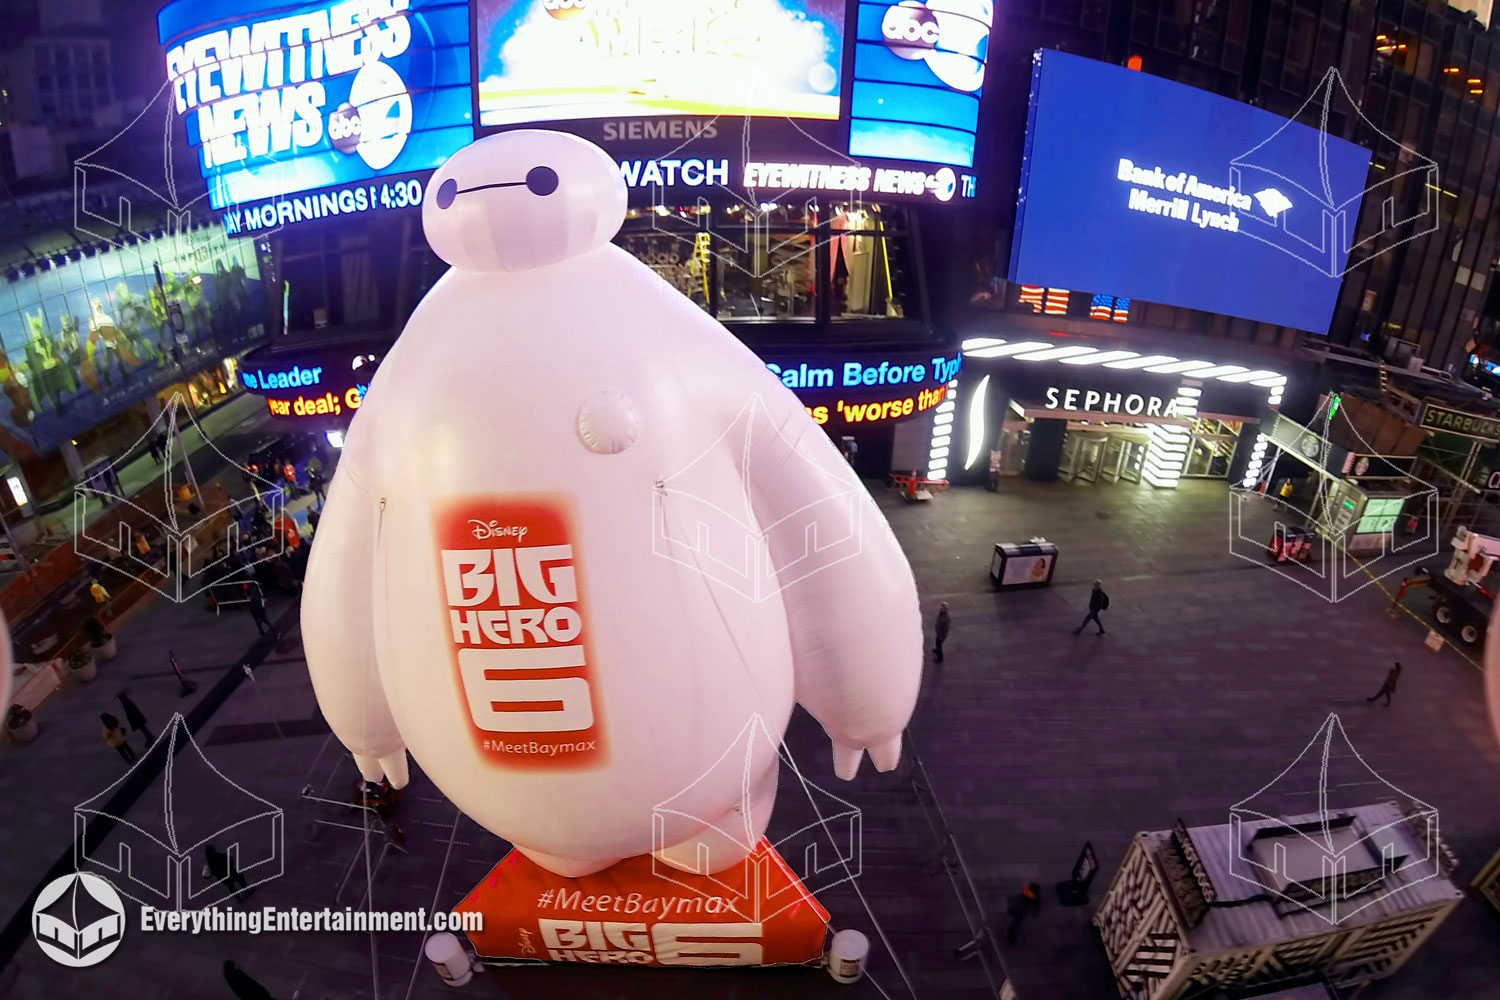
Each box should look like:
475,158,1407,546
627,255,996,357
1019,285,1045,312
1113,297,1131,322
1044,288,1070,315
1090,294,1114,320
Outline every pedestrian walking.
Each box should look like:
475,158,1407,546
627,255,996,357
88,578,111,619
204,846,251,896
116,690,154,746
1073,580,1109,636
101,713,136,765
222,960,276,1000
155,431,169,463
308,465,326,505
147,435,162,464
1005,883,1042,941
934,602,950,662
1366,662,1402,707
248,588,275,636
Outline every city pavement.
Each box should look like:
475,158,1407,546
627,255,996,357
0,475,1496,1000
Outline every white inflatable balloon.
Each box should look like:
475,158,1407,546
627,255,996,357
1,611,11,728
1488,589,1500,758
301,130,923,879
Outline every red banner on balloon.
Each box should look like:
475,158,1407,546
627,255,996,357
456,840,829,967
433,494,608,770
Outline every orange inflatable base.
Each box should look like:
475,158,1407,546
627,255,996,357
455,838,830,967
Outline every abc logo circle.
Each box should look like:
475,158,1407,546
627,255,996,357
328,103,363,154
32,872,126,968
544,0,587,18
882,1,940,60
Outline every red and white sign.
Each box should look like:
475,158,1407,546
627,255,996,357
456,840,829,967
434,496,606,769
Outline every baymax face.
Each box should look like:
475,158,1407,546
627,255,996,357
423,130,628,273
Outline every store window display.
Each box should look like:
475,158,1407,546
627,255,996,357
609,201,920,328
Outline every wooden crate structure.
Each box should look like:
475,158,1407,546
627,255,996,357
1092,802,1462,1000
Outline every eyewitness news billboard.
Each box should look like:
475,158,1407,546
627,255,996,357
158,0,474,234
1009,50,1373,333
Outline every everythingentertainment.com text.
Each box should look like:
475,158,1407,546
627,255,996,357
139,907,482,935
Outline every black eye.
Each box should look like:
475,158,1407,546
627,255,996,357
435,178,458,209
526,166,559,196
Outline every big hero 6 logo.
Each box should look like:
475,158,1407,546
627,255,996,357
880,0,992,93
165,0,418,173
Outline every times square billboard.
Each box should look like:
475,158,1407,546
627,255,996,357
157,0,996,238
1008,50,1375,334
473,0,994,205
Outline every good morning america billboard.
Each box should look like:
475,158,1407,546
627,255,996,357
158,0,474,235
1009,50,1375,333
472,0,994,203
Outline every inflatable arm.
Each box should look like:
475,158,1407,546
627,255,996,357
749,397,923,781
300,421,410,788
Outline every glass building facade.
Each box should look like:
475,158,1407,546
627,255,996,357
0,227,267,454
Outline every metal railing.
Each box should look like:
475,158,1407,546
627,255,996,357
906,734,1017,998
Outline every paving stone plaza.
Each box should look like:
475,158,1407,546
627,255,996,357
2,477,1498,1000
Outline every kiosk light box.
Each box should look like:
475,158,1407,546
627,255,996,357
1009,50,1374,334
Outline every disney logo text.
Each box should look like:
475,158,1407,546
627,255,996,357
469,520,529,542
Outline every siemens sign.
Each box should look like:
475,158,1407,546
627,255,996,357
158,0,474,220
1009,50,1373,334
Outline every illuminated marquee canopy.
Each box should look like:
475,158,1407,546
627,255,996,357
158,0,474,231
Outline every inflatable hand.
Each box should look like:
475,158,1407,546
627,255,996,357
299,413,409,788
1487,587,1500,761
739,372,922,780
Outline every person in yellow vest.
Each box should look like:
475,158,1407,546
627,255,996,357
135,530,151,558
89,578,111,618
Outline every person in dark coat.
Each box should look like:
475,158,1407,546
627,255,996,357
223,960,276,1000
205,846,250,896
247,588,275,636
1005,883,1042,941
1367,662,1402,706
116,690,153,746
1073,580,1109,636
101,713,135,764
933,602,950,662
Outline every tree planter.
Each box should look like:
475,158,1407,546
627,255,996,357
68,651,97,682
7,707,37,743
92,636,118,660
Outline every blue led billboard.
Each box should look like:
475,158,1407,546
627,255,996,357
475,0,846,127
1009,51,1374,333
158,0,474,230
847,0,991,169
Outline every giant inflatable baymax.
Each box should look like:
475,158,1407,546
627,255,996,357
300,131,923,968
